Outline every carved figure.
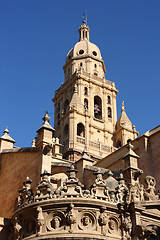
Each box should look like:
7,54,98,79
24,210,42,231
36,206,45,236
128,184,140,202
52,216,61,229
35,170,54,201
108,219,116,231
144,176,158,200
99,207,108,236
13,217,22,240
90,170,110,200
17,177,34,207
60,165,84,198
122,216,132,240
116,174,129,203
67,204,76,232
82,216,91,226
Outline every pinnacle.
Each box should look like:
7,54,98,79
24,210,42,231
3,126,9,134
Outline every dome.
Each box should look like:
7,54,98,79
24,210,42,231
66,39,102,63
64,21,106,79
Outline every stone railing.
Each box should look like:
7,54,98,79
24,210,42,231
76,136,85,144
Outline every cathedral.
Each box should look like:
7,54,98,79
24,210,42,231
0,20,160,240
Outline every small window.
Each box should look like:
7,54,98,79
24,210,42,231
84,98,88,109
94,96,102,119
77,123,85,137
93,51,97,56
94,64,97,68
94,72,98,76
107,96,111,104
84,87,88,95
79,49,84,55
80,62,83,67
64,99,69,115
108,107,112,118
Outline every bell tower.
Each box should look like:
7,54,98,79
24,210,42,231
52,20,119,161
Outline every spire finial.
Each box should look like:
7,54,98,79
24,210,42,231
79,11,90,42
3,126,9,134
82,9,87,25
42,111,50,124
122,101,125,111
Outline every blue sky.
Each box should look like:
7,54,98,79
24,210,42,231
0,1,160,147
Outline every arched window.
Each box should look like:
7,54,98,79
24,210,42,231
107,95,111,104
94,96,102,119
108,107,112,118
84,87,88,95
64,99,69,115
77,123,85,137
64,124,69,137
84,98,88,109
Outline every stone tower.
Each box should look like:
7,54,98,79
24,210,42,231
52,21,137,161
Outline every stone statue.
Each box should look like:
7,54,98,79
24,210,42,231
36,206,45,236
99,207,108,236
144,176,158,200
12,217,22,240
67,203,76,233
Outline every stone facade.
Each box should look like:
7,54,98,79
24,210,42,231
0,20,160,240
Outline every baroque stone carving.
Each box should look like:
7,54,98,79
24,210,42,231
78,211,96,231
12,216,22,240
108,217,119,234
99,207,108,236
46,211,65,231
122,215,132,240
144,176,158,201
35,170,54,201
17,177,34,207
58,165,84,198
116,174,129,203
134,224,160,239
67,203,76,233
90,170,110,200
128,182,144,203
36,206,45,236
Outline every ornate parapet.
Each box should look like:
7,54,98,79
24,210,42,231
12,198,123,239
11,165,160,239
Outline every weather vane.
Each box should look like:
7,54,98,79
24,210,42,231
82,9,87,25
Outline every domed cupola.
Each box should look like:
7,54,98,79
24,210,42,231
63,20,106,81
